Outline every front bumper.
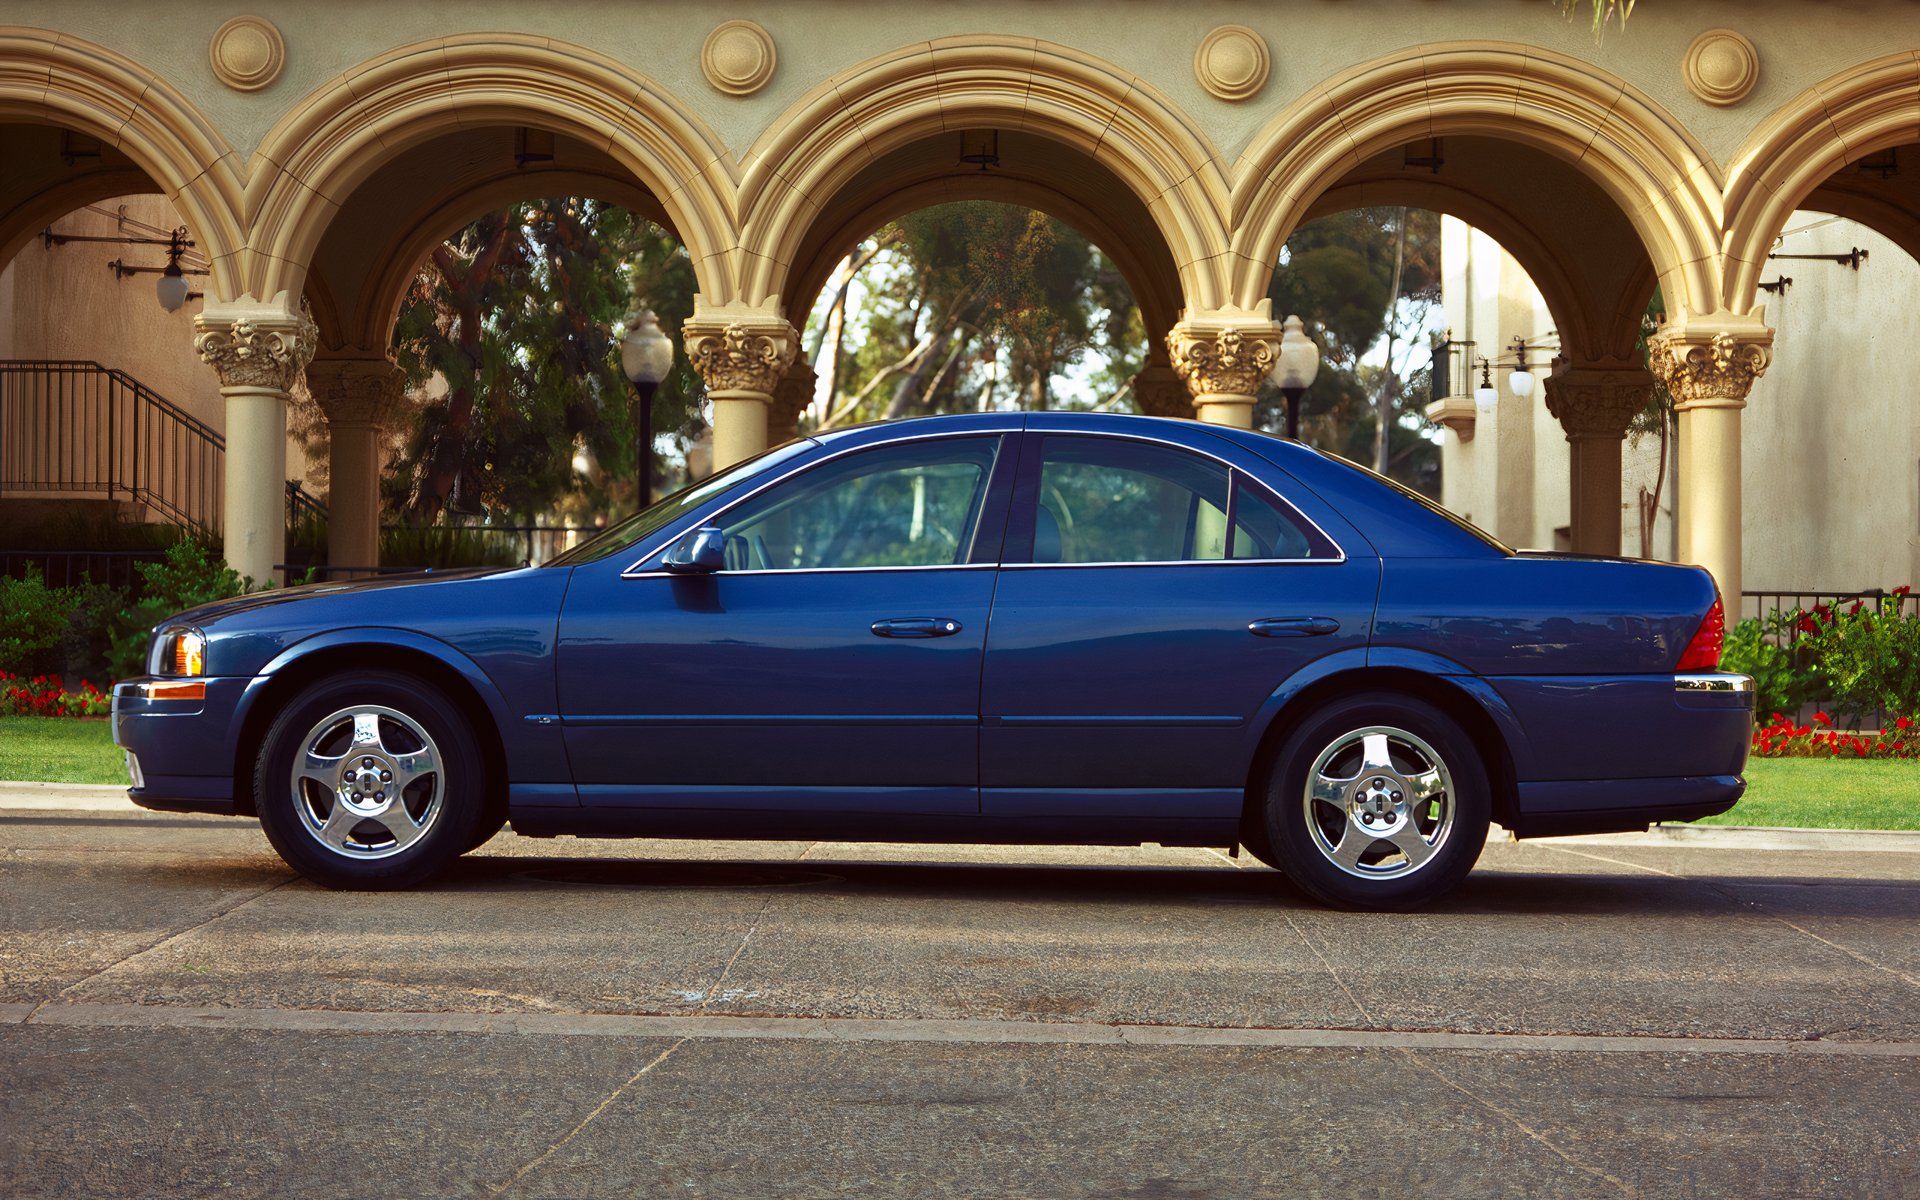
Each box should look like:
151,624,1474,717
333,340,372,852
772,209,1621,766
111,676,251,815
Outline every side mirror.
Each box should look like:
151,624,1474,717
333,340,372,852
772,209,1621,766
663,525,727,574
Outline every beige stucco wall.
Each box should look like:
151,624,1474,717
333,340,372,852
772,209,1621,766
1740,212,1920,593
0,196,219,426
1442,209,1920,591
4,0,1909,170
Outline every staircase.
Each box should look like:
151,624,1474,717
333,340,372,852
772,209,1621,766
0,360,224,536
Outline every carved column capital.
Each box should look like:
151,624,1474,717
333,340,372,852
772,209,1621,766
770,361,817,444
1646,311,1773,412
684,313,799,400
1543,361,1654,441
307,358,408,429
1130,363,1193,419
194,303,317,393
1167,314,1280,405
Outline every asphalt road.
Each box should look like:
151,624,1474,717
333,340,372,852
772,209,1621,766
3,807,1917,1198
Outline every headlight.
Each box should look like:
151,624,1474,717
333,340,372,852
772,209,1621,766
150,627,207,677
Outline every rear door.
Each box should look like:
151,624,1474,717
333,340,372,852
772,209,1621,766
978,426,1378,822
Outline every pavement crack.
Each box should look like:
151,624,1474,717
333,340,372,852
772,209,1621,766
487,886,784,1196
1285,909,1638,1197
38,872,297,1006
485,1035,691,1199
1543,842,1920,991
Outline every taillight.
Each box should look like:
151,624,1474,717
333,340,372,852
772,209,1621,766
1676,595,1726,671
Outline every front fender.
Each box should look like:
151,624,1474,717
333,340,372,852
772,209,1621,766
233,627,540,785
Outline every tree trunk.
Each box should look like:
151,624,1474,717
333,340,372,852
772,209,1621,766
1375,208,1408,474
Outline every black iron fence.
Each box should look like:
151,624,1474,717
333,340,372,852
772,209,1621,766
0,360,224,535
1740,589,1919,635
0,548,169,593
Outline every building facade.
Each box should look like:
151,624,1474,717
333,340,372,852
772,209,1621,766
0,2,1916,601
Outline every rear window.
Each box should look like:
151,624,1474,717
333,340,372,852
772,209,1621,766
1314,449,1512,555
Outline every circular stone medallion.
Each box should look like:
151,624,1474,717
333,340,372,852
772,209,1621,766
702,20,777,96
1683,28,1759,107
209,15,285,92
1195,24,1271,102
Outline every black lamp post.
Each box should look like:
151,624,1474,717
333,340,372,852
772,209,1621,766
1271,314,1320,440
619,309,674,509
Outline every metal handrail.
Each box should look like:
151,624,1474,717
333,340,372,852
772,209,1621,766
0,359,224,536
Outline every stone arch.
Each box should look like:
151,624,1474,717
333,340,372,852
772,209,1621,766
1723,52,1920,310
244,34,739,308
783,176,1184,354
1229,42,1721,322
736,36,1231,314
0,27,245,297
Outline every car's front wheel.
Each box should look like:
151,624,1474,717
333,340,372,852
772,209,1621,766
1261,692,1489,910
254,671,486,889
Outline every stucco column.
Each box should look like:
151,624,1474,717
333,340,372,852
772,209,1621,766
684,306,799,470
1167,306,1282,429
770,360,817,446
194,299,317,586
307,358,406,572
1542,361,1653,557
1129,362,1192,418
1648,316,1773,601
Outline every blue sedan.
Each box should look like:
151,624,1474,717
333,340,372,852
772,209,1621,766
112,412,1752,908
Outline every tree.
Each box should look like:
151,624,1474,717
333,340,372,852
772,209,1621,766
387,199,700,526
1262,207,1443,491
809,201,1142,426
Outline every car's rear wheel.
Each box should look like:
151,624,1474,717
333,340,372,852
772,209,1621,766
1261,692,1488,910
254,671,485,889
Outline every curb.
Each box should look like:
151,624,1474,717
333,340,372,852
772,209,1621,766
0,781,134,812
3,781,1917,852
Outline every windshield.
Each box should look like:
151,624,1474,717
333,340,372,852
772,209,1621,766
544,440,816,567
1315,448,1513,555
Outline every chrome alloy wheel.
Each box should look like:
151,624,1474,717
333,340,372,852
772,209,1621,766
1302,726,1454,880
289,705,444,860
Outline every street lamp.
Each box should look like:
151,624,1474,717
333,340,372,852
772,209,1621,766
1506,335,1537,399
1473,357,1498,412
619,309,674,509
1270,313,1320,440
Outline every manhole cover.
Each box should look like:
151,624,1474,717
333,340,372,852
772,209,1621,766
514,863,842,889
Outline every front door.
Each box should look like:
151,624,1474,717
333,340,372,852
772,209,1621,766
979,428,1378,821
555,431,1014,815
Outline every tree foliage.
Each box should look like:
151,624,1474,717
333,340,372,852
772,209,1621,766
387,198,700,525
1263,207,1443,491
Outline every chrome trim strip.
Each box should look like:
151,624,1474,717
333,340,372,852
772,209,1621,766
1674,673,1754,693
621,563,1000,580
619,423,1348,577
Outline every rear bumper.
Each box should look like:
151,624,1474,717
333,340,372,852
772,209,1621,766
112,677,248,816
1497,671,1752,838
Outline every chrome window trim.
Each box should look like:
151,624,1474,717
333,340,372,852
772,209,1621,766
618,423,1348,577
1674,672,1754,693
1017,428,1347,567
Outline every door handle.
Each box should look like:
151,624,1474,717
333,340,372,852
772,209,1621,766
871,617,963,639
1249,616,1340,638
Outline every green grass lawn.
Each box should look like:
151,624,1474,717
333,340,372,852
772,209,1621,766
0,716,127,785
2,715,1916,830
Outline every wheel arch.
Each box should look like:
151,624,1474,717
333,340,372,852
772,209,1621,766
1241,659,1524,833
230,631,512,823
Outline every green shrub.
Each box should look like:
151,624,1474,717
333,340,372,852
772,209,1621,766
57,581,126,683
1801,590,1920,725
0,569,72,673
379,525,525,570
1720,615,1819,718
107,539,253,682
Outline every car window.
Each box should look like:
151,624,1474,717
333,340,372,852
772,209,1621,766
1030,435,1325,564
546,440,814,566
715,437,999,570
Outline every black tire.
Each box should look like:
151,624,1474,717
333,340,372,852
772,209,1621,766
254,670,487,889
1260,691,1489,910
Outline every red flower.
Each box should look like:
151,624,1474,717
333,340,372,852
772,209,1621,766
1813,711,1833,727
1897,716,1914,731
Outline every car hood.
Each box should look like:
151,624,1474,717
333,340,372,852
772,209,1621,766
172,567,514,627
